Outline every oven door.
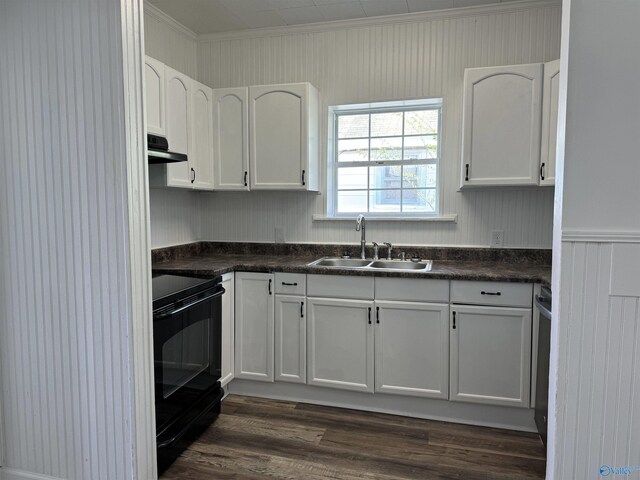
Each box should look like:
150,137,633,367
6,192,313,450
153,284,224,433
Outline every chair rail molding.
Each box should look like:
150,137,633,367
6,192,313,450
561,230,640,243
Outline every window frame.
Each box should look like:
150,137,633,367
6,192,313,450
327,98,443,218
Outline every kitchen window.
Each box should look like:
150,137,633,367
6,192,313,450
328,99,442,217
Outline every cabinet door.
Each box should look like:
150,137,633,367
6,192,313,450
164,66,192,188
144,56,165,136
375,301,449,399
539,59,560,186
275,295,306,384
220,273,235,387
213,87,250,190
450,305,531,407
235,272,274,382
249,84,308,190
190,80,214,190
461,63,543,187
307,298,374,393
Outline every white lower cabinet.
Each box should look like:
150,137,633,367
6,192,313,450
449,304,532,408
275,294,306,384
374,301,449,399
307,298,374,393
234,272,274,382
220,273,235,387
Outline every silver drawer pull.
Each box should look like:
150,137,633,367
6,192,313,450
481,291,501,296
282,282,298,286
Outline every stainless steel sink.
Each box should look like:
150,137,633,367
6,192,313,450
310,258,371,268
308,257,432,271
369,260,432,270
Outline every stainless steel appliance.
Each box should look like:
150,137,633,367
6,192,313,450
534,286,552,446
152,274,225,473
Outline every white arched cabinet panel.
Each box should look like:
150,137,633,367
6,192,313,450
249,83,319,191
213,87,250,190
539,59,560,186
144,56,166,136
461,63,543,187
164,66,192,187
190,80,215,190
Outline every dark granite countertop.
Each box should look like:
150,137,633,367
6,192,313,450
151,243,551,286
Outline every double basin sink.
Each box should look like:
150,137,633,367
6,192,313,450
308,257,433,272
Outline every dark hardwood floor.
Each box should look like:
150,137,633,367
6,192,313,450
161,395,546,480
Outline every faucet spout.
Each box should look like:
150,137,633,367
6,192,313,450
355,214,366,259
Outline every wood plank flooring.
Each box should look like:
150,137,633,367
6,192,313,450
161,395,546,480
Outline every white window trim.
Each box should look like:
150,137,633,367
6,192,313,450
327,98,444,219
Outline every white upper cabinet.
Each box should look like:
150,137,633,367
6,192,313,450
190,80,215,190
164,66,192,188
539,59,560,186
213,87,250,190
249,83,319,191
144,56,166,136
461,63,543,187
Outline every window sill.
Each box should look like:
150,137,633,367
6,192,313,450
312,214,458,223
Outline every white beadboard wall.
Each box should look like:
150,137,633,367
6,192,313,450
149,189,202,248
144,4,203,248
144,2,197,78
195,1,560,248
0,1,155,479
552,239,640,479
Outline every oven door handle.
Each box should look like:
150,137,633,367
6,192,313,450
535,295,552,320
155,287,225,319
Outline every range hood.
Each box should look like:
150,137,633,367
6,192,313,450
148,134,187,164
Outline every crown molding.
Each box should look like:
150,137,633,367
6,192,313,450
562,230,640,243
197,0,561,43
143,1,197,41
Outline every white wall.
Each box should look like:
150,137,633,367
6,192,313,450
0,1,156,479
144,3,203,248
548,0,640,478
195,1,560,248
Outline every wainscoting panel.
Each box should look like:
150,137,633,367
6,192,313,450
552,238,640,480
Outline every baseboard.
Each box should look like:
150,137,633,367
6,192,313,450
1,469,64,480
227,380,537,432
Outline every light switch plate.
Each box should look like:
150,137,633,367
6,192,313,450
490,230,504,248
275,226,285,243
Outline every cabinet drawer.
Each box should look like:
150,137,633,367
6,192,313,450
375,278,449,303
275,273,306,296
307,274,374,300
451,281,532,308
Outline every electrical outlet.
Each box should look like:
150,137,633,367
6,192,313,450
490,230,504,248
275,226,285,243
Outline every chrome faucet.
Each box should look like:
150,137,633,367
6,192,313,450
372,242,380,260
355,214,366,259
383,242,393,260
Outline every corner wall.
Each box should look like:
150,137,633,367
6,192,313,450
548,0,640,478
0,1,155,478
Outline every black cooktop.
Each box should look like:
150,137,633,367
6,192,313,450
152,274,219,304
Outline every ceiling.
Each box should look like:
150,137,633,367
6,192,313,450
148,0,523,35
